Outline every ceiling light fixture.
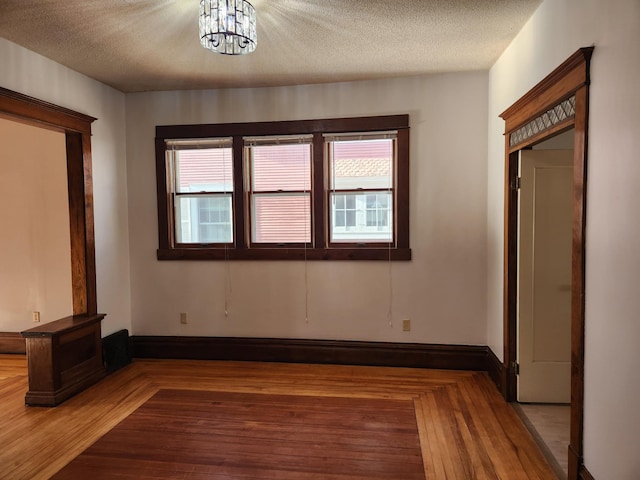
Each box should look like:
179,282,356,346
199,0,257,55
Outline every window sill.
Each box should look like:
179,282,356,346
157,247,411,261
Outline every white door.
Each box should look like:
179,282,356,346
517,149,573,403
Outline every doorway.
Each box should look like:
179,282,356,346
0,87,98,317
499,47,593,480
515,130,574,478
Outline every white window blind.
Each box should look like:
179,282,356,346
167,137,234,244
245,135,312,243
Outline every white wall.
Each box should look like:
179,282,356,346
3,2,637,474
126,72,489,344
0,118,73,329
0,38,132,336
487,0,640,478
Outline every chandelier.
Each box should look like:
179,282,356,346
199,0,257,55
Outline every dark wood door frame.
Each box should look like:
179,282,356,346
499,47,593,480
0,87,98,316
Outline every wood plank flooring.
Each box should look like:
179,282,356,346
515,404,570,479
53,389,425,479
0,355,558,479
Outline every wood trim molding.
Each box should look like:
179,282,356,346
157,247,412,261
579,465,596,480
500,48,593,132
486,347,504,393
0,332,26,354
0,87,98,317
499,47,593,480
155,114,410,261
156,115,409,139
0,86,96,134
131,336,489,371
504,150,519,401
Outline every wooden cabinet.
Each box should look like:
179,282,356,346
21,314,106,406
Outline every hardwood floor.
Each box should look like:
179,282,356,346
0,355,558,479
53,389,426,479
515,404,570,479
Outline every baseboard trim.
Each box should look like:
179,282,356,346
131,336,488,371
0,332,26,354
579,466,595,480
487,347,504,392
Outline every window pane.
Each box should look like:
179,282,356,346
333,194,357,229
251,143,311,192
330,139,392,190
366,195,376,208
346,210,356,227
366,210,376,227
176,194,232,243
175,146,233,193
346,195,356,209
330,191,392,243
252,194,311,243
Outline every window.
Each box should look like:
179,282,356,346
167,138,234,245
156,115,410,260
366,194,390,227
327,135,394,243
196,197,232,243
246,136,312,244
333,194,357,228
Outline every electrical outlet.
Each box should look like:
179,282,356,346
32,311,41,323
402,319,411,331
180,312,188,324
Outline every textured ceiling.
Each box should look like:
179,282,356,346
0,0,542,93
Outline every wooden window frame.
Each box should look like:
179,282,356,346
156,115,411,261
